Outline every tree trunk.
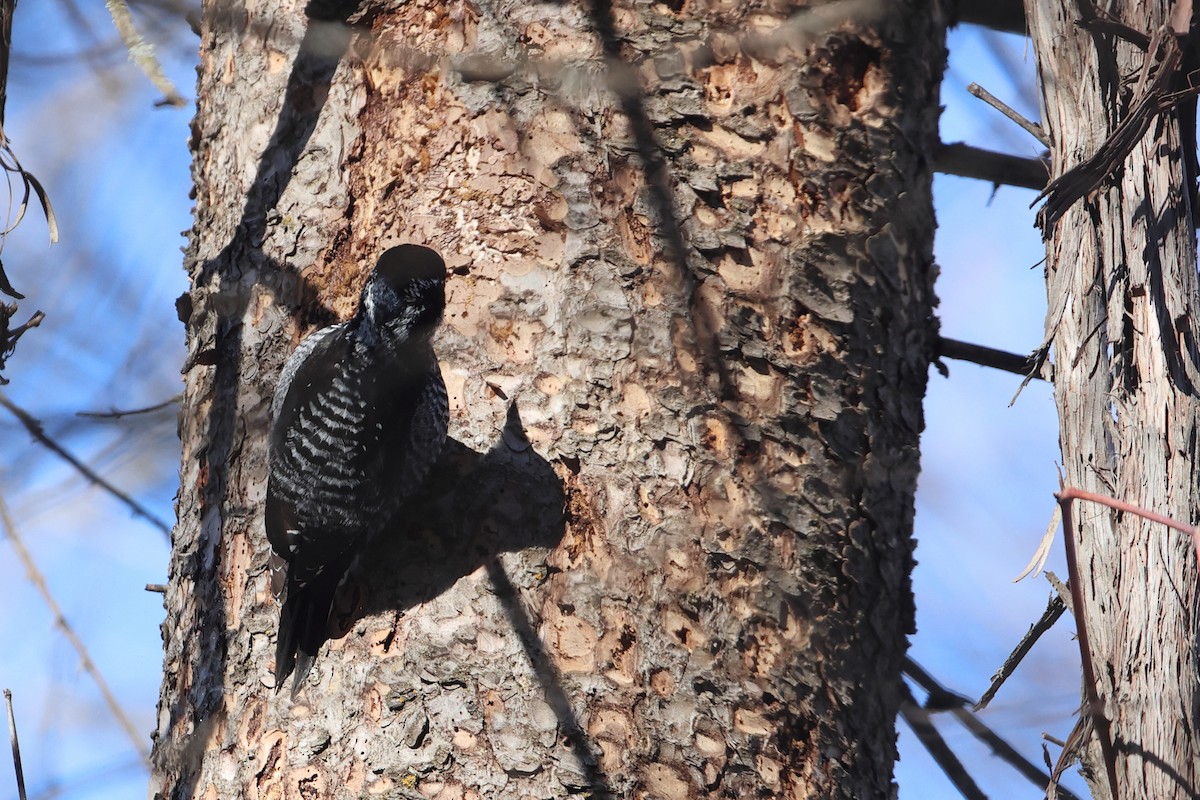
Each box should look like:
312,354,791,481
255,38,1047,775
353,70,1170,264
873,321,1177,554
1025,1,1200,797
150,2,946,798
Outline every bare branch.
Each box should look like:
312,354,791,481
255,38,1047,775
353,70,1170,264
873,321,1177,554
902,658,973,710
1058,485,1200,560
0,307,42,384
1056,488,1118,799
905,658,1084,800
76,393,182,420
1048,715,1090,800
0,2,57,300
0,392,172,536
0,0,11,126
1074,0,1152,49
937,335,1051,379
4,689,25,800
0,492,150,763
967,82,1050,146
1051,481,1200,798
935,142,1048,190
950,701,1081,800
975,593,1067,710
898,687,988,800
104,0,187,106
957,0,1026,34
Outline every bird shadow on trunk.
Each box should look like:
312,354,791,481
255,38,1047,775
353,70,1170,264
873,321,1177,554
319,400,611,796
351,400,565,618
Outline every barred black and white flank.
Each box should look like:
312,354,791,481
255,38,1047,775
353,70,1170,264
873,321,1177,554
266,244,449,694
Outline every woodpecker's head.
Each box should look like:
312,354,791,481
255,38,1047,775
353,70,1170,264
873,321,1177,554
360,245,446,343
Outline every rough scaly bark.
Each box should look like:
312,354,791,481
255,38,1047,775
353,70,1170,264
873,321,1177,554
150,1,946,798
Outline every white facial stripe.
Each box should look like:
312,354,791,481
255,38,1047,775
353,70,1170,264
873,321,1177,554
363,286,377,324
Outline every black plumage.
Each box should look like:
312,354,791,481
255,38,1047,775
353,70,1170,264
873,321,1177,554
266,244,449,694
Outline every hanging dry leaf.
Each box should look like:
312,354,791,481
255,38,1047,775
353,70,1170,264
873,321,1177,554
1014,504,1061,582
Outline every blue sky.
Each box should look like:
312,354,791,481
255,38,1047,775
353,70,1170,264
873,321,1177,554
0,7,1085,800
905,27,1086,800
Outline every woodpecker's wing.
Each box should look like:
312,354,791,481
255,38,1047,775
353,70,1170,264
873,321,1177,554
267,323,360,693
265,322,351,564
271,322,345,425
269,343,432,557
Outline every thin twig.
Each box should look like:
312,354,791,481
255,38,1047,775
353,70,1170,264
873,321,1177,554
1075,0,1153,49
0,0,12,127
1056,488,1119,800
904,658,1084,800
0,307,43,382
1049,715,1090,800
1045,570,1073,612
104,0,187,106
76,393,181,420
975,593,1067,710
5,689,25,800
0,493,150,763
960,700,1084,800
902,658,973,710
0,0,56,301
967,82,1051,146
25,755,144,800
0,392,171,536
898,687,988,800
54,0,123,87
1058,485,1200,564
948,704,1083,800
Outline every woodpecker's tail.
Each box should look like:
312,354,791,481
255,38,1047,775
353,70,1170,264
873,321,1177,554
273,564,343,696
